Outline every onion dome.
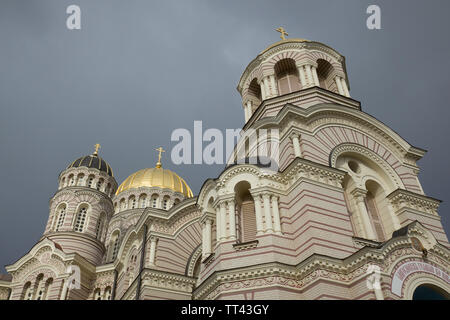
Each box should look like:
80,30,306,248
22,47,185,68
67,144,114,177
115,147,193,197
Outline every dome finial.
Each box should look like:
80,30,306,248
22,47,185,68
155,146,165,168
275,27,289,40
93,143,101,156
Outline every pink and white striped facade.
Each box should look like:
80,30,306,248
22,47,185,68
0,38,449,301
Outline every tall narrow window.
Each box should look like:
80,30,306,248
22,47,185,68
96,179,103,191
87,175,94,188
110,232,120,261
162,199,168,210
69,175,75,186
74,206,88,232
34,274,44,300
94,288,102,300
22,282,32,300
76,174,84,186
235,181,256,243
104,287,112,300
140,195,147,208
55,205,67,231
43,278,53,300
275,58,301,95
95,213,105,240
365,191,385,241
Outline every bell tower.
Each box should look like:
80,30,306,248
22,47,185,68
42,144,117,265
237,28,354,124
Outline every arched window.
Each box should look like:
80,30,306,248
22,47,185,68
114,202,118,213
87,175,95,188
22,282,32,300
34,274,45,300
413,284,450,300
95,213,106,240
139,194,147,208
129,196,136,209
248,78,262,104
125,252,138,287
94,288,102,300
316,59,334,91
162,197,170,210
55,204,67,231
60,177,65,189
275,58,301,95
96,178,104,191
68,174,75,186
105,183,111,195
174,198,180,206
104,286,112,300
151,194,159,208
120,198,126,211
76,174,85,186
364,181,387,242
42,278,53,300
235,181,256,242
336,154,399,241
74,205,88,232
110,231,120,261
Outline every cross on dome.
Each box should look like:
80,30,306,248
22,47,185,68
276,27,288,40
155,147,165,168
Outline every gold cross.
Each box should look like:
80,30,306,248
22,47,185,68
94,143,101,155
155,147,165,168
276,27,289,40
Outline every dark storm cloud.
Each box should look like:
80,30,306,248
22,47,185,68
1,0,449,271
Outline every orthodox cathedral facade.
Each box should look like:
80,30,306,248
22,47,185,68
1,32,449,300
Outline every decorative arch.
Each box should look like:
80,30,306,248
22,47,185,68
330,143,405,191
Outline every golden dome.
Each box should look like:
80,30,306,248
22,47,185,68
115,167,193,197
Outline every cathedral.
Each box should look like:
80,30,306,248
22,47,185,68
1,30,449,300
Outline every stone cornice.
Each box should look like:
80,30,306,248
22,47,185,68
194,222,449,299
387,189,441,216
141,269,196,294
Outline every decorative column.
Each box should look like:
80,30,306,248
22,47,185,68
271,195,282,234
220,202,227,240
148,237,158,266
228,200,236,240
305,65,314,87
351,189,376,240
244,105,250,122
298,65,307,88
311,66,320,86
341,78,350,97
215,207,221,243
262,194,273,232
245,101,253,122
263,76,271,99
203,218,212,256
201,221,207,257
335,76,344,95
291,133,302,158
260,80,266,100
253,194,264,235
269,74,278,96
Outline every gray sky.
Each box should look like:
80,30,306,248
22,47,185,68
1,0,450,272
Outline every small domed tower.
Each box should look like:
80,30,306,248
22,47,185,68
42,144,117,265
237,28,354,123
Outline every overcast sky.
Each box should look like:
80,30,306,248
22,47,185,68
1,0,450,272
